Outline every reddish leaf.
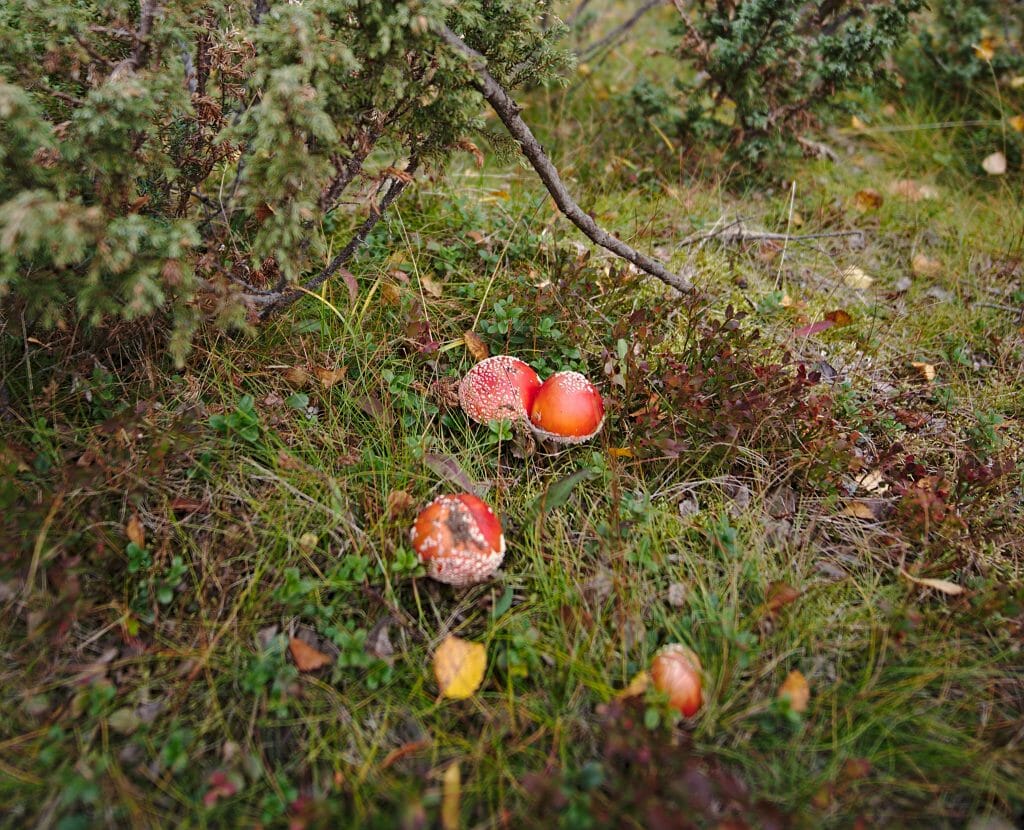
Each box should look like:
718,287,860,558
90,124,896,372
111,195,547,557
289,637,332,672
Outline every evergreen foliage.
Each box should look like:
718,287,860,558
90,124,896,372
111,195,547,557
666,0,923,160
0,1,567,362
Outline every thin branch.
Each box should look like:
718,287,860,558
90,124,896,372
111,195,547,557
253,157,419,318
681,222,864,247
438,26,693,294
578,0,664,61
566,0,595,28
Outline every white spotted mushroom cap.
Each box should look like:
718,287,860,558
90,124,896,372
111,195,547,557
458,355,541,424
528,370,605,444
410,493,506,586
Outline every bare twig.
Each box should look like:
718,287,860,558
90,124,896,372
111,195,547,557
109,0,161,77
438,26,693,294
681,222,864,247
578,0,664,61
566,0,595,28
253,157,419,318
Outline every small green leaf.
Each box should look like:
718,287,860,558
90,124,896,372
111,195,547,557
286,392,309,411
526,468,597,519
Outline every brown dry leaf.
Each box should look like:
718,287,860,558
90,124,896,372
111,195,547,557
899,569,965,595
843,500,877,520
289,637,333,672
842,266,874,289
766,581,801,614
826,309,854,327
853,189,883,212
463,331,489,362
911,253,943,278
314,366,346,389
616,670,651,700
1010,115,1024,133
889,179,939,202
284,366,309,388
338,266,359,304
778,669,810,713
982,151,1007,176
433,635,486,700
850,115,867,131
125,515,145,548
441,761,461,830
276,449,303,471
910,361,937,382
386,489,413,518
381,283,402,306
420,274,443,298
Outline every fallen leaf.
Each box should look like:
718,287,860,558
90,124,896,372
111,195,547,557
616,670,650,700
765,581,801,614
974,38,997,62
298,532,318,552
855,469,886,492
434,635,486,700
463,331,489,362
338,266,359,304
315,366,346,388
911,253,943,278
899,569,964,595
852,189,883,212
420,274,443,298
793,310,852,338
842,266,874,289
982,151,1007,176
424,453,490,498
850,115,867,131
778,669,810,713
386,489,413,518
1010,115,1024,133
889,179,939,202
169,497,209,514
843,500,877,520
125,515,145,548
289,637,333,672
910,361,937,382
284,366,309,388
365,617,395,662
608,447,634,458
441,761,461,830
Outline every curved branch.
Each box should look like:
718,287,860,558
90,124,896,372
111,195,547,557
253,157,419,319
438,26,693,294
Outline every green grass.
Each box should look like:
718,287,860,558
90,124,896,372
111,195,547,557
3,8,1024,829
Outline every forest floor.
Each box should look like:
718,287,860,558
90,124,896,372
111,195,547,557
3,9,1024,830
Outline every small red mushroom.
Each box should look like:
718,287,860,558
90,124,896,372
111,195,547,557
528,371,604,443
410,493,505,586
458,355,542,424
650,644,703,717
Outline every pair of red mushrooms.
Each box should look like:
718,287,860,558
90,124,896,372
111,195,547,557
409,356,703,716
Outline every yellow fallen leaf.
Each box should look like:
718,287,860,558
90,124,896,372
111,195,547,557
434,635,486,700
289,637,333,672
842,266,874,289
982,151,1007,176
463,331,489,362
910,361,937,382
420,274,443,298
778,669,810,713
974,38,997,62
1012,76,1024,89
608,447,634,458
1010,115,1024,133
852,188,883,212
441,762,461,830
899,569,965,596
851,115,867,131
842,500,877,520
911,253,943,279
125,514,145,548
616,670,650,700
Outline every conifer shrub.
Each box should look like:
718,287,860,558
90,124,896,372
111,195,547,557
0,1,567,362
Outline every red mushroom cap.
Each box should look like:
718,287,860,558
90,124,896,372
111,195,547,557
410,493,506,586
650,644,703,717
458,355,542,424
528,371,605,444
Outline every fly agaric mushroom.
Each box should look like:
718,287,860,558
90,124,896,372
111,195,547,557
458,355,542,424
528,371,604,443
650,644,703,717
410,493,506,586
